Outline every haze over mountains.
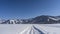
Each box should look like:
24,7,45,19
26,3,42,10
0,15,60,24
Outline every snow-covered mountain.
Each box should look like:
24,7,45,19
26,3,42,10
30,15,60,24
1,15,60,24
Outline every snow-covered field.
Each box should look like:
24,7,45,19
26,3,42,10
0,24,60,34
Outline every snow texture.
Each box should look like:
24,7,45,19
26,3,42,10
0,24,60,34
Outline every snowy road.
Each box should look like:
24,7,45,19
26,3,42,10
0,24,60,34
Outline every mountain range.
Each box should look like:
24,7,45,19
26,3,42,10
0,15,60,24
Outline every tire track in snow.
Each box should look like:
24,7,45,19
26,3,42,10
20,25,45,34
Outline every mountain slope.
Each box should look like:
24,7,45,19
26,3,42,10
1,15,60,24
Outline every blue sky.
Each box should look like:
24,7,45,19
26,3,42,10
0,0,60,19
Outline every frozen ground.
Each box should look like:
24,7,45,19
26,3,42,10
0,24,60,34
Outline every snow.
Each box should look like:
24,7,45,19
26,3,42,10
0,24,60,34
20,25,44,34
49,17,59,21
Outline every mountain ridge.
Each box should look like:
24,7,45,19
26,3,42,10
0,15,60,24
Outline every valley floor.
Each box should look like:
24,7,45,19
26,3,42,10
0,24,60,34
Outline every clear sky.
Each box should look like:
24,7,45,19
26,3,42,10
0,0,60,19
